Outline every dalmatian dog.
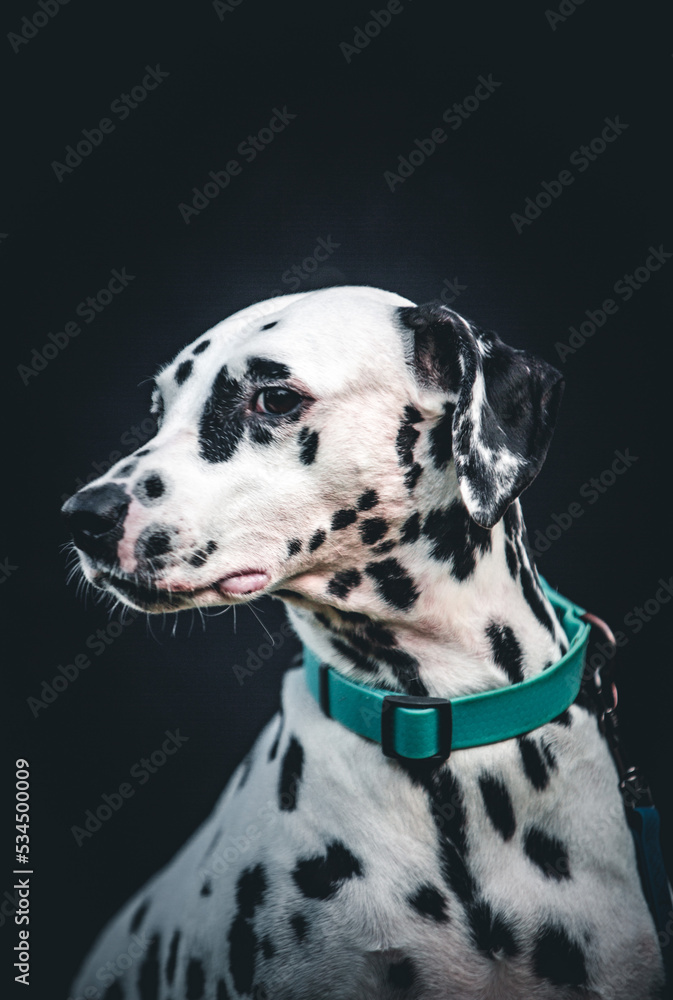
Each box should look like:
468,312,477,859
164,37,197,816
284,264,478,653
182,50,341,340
63,286,664,1000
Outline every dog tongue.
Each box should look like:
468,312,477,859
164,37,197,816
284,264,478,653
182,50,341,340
216,571,269,595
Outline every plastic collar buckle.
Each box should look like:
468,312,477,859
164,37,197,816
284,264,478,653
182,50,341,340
381,695,453,764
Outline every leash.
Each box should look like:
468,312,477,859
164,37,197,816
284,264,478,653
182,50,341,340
303,578,672,979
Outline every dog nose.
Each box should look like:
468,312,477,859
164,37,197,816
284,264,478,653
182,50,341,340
61,483,130,561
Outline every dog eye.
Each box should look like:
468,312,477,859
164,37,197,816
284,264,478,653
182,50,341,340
253,388,302,415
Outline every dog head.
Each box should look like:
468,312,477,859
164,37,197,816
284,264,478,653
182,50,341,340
62,287,562,614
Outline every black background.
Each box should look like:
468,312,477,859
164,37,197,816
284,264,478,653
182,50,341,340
4,1,672,997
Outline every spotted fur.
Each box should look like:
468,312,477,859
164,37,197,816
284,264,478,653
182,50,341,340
65,288,663,999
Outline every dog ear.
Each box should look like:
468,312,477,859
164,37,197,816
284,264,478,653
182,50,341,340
399,302,564,529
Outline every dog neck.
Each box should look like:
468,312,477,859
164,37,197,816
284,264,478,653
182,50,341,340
280,500,567,701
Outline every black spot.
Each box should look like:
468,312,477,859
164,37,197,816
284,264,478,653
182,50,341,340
359,517,388,545
376,645,427,696
551,709,572,728
298,428,319,465
400,512,420,544
199,365,245,463
330,637,378,674
404,462,422,490
279,737,304,811
186,957,205,999
138,933,160,1000
193,339,210,354
268,714,283,761
189,547,211,568
505,539,519,579
261,321,277,330
532,925,588,987
478,775,516,841
468,900,519,959
328,569,362,599
237,864,267,918
176,360,194,385
136,449,151,457
166,930,180,985
200,879,212,896
292,840,363,900
396,406,422,465
246,357,291,381
388,957,416,988
228,918,256,996
542,743,557,769
503,504,520,538
422,503,492,581
250,423,273,445
118,461,137,478
365,558,419,611
228,865,267,996
290,913,307,942
407,885,448,922
373,540,396,555
338,609,370,626
130,900,149,933
216,978,231,1000
206,540,218,553
485,623,524,684
518,737,549,791
422,769,475,904
287,538,302,557
428,768,468,855
429,403,454,469
143,474,165,500
357,489,379,511
365,621,396,645
260,936,275,960
524,827,570,880
332,508,357,530
142,529,171,558
309,529,326,552
102,982,124,1000
520,564,556,635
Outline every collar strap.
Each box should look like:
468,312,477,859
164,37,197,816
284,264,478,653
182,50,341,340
303,578,590,763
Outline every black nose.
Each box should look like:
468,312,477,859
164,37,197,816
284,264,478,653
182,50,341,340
61,483,130,562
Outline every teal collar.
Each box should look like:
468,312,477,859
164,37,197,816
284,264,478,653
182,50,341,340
303,578,590,763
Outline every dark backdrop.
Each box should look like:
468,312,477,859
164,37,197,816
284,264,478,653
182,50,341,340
4,2,672,997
